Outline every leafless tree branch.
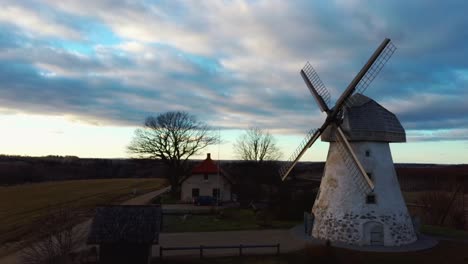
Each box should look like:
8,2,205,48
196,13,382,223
234,127,282,163
127,111,218,194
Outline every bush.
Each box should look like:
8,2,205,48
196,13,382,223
20,208,85,264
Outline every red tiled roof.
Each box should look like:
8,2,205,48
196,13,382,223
191,153,220,174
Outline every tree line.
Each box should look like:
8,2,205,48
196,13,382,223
127,111,282,196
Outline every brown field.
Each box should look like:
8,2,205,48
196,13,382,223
0,178,167,245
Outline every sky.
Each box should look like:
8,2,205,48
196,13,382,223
0,0,467,164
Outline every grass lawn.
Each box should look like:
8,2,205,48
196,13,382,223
421,225,468,239
159,192,181,204
162,208,300,233
159,240,468,264
0,178,167,245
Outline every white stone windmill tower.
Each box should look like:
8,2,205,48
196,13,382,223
279,38,417,246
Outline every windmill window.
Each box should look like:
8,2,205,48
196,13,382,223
366,194,376,204
365,150,371,157
367,172,372,180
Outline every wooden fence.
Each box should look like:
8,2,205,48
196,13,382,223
159,243,280,259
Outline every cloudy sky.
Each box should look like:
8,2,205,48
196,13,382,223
0,0,467,163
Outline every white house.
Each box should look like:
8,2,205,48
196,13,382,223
180,153,233,203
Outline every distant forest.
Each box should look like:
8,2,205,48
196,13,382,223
0,155,466,186
0,155,170,185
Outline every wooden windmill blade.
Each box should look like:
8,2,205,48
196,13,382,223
279,128,323,181
331,38,394,119
335,125,374,191
300,62,330,112
345,40,396,107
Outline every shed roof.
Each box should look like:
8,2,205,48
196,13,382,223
87,205,161,245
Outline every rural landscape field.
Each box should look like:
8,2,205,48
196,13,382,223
2,1,468,263
0,178,167,256
0,156,467,264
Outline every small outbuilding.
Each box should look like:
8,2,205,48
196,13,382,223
87,205,162,264
180,153,234,203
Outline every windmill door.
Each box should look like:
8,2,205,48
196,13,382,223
370,224,384,246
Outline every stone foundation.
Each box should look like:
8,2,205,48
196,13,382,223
312,208,416,246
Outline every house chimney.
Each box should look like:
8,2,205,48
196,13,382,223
207,153,211,159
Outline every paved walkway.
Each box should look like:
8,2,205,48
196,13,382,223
123,185,171,205
156,226,440,259
162,202,238,213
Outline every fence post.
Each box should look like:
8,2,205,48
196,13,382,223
239,244,243,256
159,246,163,260
276,243,280,255
200,245,203,259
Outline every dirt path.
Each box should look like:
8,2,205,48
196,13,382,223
0,186,171,264
122,185,170,205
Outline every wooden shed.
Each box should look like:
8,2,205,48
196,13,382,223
87,205,161,264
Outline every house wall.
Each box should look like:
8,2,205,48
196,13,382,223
181,173,231,202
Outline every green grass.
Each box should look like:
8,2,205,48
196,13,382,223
162,208,300,233
0,178,167,245
159,193,181,204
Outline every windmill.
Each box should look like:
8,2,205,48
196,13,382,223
279,38,417,246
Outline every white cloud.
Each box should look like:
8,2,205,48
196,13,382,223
0,4,81,39
0,0,467,143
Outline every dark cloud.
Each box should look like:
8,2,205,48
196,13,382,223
0,1,467,142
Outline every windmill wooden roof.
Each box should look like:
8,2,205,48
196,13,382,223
87,205,161,245
322,93,406,142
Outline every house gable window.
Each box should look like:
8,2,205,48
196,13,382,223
204,174,209,181
192,188,200,197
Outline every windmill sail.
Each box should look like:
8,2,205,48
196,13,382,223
344,41,396,107
279,128,322,180
301,62,330,112
336,126,374,191
331,38,393,119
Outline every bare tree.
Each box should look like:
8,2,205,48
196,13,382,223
234,127,282,163
128,111,218,195
20,208,86,264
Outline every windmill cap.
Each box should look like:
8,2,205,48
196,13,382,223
321,95,406,142
345,93,372,108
